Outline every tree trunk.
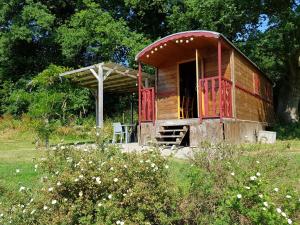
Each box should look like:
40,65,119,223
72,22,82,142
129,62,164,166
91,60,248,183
277,57,300,123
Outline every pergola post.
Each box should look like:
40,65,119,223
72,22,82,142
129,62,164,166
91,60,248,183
97,64,104,128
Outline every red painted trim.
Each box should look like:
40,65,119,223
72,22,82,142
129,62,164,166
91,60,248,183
212,79,216,116
218,40,223,121
235,83,272,104
138,63,142,125
152,87,155,124
198,79,202,123
204,80,208,116
136,31,219,60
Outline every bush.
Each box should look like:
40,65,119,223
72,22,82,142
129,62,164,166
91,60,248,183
1,145,178,224
179,142,300,224
274,123,300,140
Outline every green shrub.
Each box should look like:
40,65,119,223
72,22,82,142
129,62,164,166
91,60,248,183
179,142,300,225
1,145,178,224
274,123,300,140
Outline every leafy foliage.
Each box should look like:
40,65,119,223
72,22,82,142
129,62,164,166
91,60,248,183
2,145,178,224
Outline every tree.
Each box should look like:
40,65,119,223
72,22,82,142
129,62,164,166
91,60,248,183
243,0,300,122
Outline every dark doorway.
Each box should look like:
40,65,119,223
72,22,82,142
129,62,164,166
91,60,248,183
179,60,198,118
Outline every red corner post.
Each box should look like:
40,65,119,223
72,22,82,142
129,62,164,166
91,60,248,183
138,62,142,125
218,39,223,122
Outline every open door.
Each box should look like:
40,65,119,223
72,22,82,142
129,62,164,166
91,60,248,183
179,61,198,119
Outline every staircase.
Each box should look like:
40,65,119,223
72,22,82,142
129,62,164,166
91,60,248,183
155,125,189,146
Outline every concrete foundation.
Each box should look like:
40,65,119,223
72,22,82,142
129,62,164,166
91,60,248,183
139,118,268,146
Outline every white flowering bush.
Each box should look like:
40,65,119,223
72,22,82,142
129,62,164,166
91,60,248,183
1,145,178,224
179,142,300,224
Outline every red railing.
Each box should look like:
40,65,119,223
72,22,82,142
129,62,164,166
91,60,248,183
141,87,155,122
199,76,232,119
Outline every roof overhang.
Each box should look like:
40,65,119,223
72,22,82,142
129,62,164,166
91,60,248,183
60,62,152,93
135,30,271,82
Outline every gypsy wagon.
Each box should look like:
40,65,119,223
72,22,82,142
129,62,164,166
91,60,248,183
136,30,274,146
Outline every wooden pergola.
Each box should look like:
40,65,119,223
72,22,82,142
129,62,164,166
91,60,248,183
60,62,152,128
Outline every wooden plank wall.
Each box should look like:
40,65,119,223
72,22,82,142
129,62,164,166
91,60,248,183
234,52,274,123
156,64,178,119
203,49,231,79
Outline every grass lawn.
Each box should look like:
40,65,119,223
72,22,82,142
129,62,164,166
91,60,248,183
1,128,300,205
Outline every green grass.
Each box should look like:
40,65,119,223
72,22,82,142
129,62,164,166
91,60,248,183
1,127,300,205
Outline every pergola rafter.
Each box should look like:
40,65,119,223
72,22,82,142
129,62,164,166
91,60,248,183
60,62,152,128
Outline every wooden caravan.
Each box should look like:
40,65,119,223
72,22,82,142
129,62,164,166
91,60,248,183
136,30,274,146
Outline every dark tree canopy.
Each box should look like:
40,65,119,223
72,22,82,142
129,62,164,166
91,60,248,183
0,0,299,122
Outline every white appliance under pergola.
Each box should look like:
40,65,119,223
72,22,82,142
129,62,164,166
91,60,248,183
60,62,152,128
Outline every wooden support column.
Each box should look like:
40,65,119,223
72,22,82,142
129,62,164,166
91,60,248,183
95,90,99,127
196,49,201,123
218,39,223,122
230,50,236,118
138,62,142,125
97,64,104,128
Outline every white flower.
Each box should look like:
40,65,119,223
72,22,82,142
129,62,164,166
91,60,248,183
151,163,155,168
30,209,36,215
108,194,112,199
276,208,282,213
230,172,235,176
281,212,287,218
123,165,127,168
79,191,83,197
116,221,120,224
250,176,257,181
51,200,57,205
262,207,267,211
123,193,127,197
258,194,263,198
55,171,59,175
89,161,93,164
245,186,251,190
57,181,62,186
61,146,65,150
16,169,20,173
19,186,26,192
74,178,79,182
0,213,3,217
287,219,293,224
110,167,114,171
165,165,169,169
63,198,68,202
263,202,269,207
113,178,119,182
286,195,292,199
98,203,102,207
48,187,53,192
237,194,242,199
96,177,101,184
256,160,260,164
43,205,48,210
120,222,124,225
79,174,84,179
256,172,261,177
139,160,144,163
274,187,279,192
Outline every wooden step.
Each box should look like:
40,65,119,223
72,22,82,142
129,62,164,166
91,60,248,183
159,129,186,133
155,135,183,138
156,141,180,145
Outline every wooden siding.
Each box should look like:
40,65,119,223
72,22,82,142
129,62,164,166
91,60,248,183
203,50,231,79
156,64,178,119
234,52,274,123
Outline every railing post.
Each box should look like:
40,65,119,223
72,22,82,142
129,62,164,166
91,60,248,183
138,62,142,124
218,40,222,121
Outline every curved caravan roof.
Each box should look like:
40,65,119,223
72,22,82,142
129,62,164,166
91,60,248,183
135,30,267,80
